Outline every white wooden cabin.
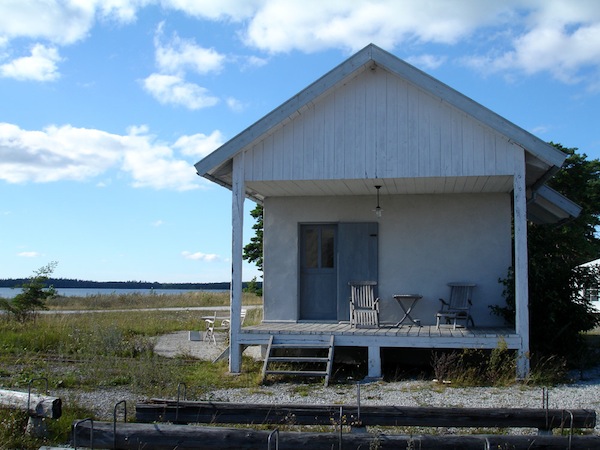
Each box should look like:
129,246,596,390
580,258,600,312
195,44,580,380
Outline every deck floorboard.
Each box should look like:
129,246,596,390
240,323,520,349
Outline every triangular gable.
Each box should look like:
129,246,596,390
196,44,565,185
195,44,578,223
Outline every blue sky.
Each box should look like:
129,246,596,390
1,1,599,283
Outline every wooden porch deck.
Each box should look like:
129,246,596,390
240,322,521,350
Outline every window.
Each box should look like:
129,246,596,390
302,225,336,270
585,287,599,303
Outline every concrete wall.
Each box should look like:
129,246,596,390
263,192,512,327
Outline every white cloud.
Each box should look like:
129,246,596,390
181,250,220,261
17,251,41,258
152,220,164,227
243,0,508,54
142,73,220,110
121,137,200,191
0,122,122,183
244,55,269,68
0,0,95,45
0,44,62,81
226,97,246,113
405,54,447,71
154,23,225,75
173,130,225,158
0,1,146,83
530,125,550,136
461,2,600,86
0,122,213,191
0,0,597,97
0,1,144,45
143,24,224,109
158,1,600,90
160,0,260,21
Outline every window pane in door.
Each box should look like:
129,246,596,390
321,227,335,268
304,228,318,268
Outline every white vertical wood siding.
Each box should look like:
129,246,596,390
244,68,517,182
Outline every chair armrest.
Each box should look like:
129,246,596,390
438,298,449,308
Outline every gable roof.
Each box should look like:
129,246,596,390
195,44,578,223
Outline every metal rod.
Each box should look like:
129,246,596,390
543,387,549,430
113,400,127,450
73,417,93,450
27,377,48,414
562,409,574,450
339,406,343,450
176,383,187,422
267,428,279,450
356,383,361,422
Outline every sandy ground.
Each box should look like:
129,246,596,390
154,330,262,361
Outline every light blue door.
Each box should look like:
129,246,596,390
299,222,378,321
300,225,337,320
337,223,379,321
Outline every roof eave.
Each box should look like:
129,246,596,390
527,185,582,224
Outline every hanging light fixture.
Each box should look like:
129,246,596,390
373,185,383,218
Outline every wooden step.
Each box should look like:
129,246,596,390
268,356,329,363
265,370,328,377
261,335,335,386
271,343,331,349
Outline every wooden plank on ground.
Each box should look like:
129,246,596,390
135,401,596,431
0,389,62,419
72,421,600,450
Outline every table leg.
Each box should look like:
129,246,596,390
395,298,422,326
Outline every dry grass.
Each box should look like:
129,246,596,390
45,290,262,310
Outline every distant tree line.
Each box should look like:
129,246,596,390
0,278,260,291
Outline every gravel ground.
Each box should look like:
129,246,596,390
62,331,600,435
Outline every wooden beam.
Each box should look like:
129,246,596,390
367,345,381,379
73,421,600,450
229,152,245,374
135,401,596,431
513,145,530,378
0,389,61,419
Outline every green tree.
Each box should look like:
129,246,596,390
0,262,58,322
494,145,600,361
243,204,263,273
243,204,263,296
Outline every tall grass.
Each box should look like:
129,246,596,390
0,292,265,447
45,290,262,310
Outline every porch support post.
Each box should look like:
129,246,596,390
229,152,245,374
367,346,382,379
513,147,530,378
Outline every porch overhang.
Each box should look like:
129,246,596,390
527,185,582,225
201,172,581,225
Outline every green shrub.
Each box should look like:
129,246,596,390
0,262,57,323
